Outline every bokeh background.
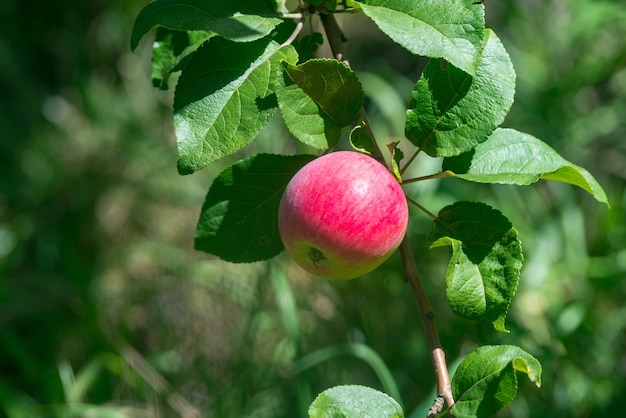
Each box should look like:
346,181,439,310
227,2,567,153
1,0,625,417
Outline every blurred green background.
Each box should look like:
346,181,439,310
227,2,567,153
1,0,625,417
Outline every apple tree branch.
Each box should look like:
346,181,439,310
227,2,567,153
319,11,455,417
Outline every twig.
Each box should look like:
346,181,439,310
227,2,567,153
401,171,453,185
405,195,438,221
281,13,305,19
320,12,348,63
398,238,455,416
400,146,422,175
282,17,306,47
319,12,387,164
319,11,455,416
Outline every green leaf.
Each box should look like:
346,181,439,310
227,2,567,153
130,0,282,50
151,28,214,90
428,202,522,332
173,38,298,174
308,385,404,418
386,142,404,183
405,29,515,157
284,59,364,126
452,345,542,418
276,68,342,149
354,0,485,75
195,153,315,263
276,58,362,149
443,128,609,205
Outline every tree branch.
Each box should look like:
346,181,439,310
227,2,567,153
320,11,348,64
399,237,454,416
401,171,453,185
319,11,455,416
320,12,386,164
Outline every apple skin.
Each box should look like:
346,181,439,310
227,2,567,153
278,151,409,280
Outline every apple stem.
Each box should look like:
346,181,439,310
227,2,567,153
399,236,455,416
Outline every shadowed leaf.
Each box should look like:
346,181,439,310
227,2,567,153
428,202,522,332
195,153,315,263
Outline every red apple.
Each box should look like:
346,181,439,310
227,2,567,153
278,151,409,280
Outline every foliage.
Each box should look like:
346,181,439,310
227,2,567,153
428,202,523,333
451,345,541,418
308,385,403,418
1,0,625,417
195,153,315,262
126,0,608,416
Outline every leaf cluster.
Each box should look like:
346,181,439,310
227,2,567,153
131,0,608,417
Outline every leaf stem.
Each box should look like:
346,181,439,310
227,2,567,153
406,196,438,221
282,14,307,47
280,13,305,19
398,237,455,416
400,146,422,175
402,171,453,185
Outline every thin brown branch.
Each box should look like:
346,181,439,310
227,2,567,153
401,171,453,185
400,147,421,175
320,12,348,64
406,195,438,221
399,237,454,416
319,11,455,415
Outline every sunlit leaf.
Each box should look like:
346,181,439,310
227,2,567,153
443,128,609,205
452,345,542,418
131,0,281,50
173,38,298,174
405,29,515,157
354,0,484,75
